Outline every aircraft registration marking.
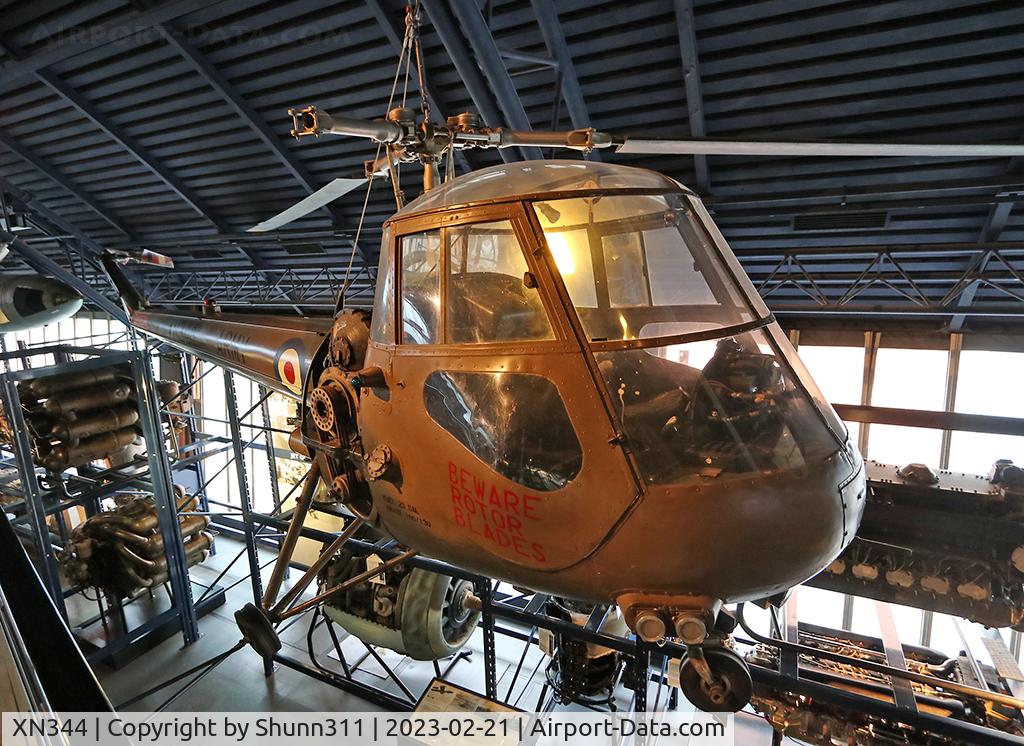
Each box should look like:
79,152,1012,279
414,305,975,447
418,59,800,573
448,461,546,563
214,330,249,366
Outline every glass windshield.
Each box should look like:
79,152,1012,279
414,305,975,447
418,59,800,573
596,327,843,484
533,193,757,342
446,221,554,343
401,230,441,344
369,226,393,343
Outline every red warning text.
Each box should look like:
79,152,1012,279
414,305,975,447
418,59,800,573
448,461,546,563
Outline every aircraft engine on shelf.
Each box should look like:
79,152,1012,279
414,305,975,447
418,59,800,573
808,459,1024,631
60,486,212,598
11,365,188,474
15,365,140,472
0,398,10,446
747,623,1024,744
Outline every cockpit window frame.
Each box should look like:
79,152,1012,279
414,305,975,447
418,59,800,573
388,201,577,354
526,190,774,353
378,183,847,489
521,189,848,451
384,189,777,358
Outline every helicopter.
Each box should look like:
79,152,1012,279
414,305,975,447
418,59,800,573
98,102,1024,712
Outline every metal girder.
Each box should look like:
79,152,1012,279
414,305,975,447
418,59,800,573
2,229,128,323
155,24,323,198
0,173,107,258
833,403,1024,436
0,129,135,239
751,245,1024,318
0,0,216,92
949,198,1017,330
529,0,602,162
730,240,1024,259
153,23,364,265
770,303,1024,319
137,267,375,310
0,173,142,321
3,20,331,274
673,0,709,193
983,200,1017,242
422,1,515,164
32,68,232,234
449,0,543,161
0,31,235,240
716,190,1020,218
709,175,1024,208
948,250,995,332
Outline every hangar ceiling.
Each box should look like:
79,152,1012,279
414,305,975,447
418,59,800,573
1,0,1023,328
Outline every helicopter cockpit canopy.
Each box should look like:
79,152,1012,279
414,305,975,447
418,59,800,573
379,161,849,491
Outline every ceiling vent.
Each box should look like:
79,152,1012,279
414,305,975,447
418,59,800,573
282,242,326,256
792,211,887,231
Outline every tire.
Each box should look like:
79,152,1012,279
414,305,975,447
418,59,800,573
397,570,480,660
679,647,752,712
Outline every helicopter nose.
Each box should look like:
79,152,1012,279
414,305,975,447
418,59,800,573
594,445,866,605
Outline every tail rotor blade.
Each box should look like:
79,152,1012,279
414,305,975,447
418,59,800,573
247,177,367,233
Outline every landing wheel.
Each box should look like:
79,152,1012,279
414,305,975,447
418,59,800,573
679,647,752,712
395,571,480,660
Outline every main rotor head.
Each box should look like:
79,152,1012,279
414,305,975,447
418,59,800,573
290,104,609,173
245,104,1024,234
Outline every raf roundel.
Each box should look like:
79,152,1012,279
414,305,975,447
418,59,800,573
273,340,306,395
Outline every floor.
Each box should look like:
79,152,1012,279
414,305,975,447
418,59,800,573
83,535,776,740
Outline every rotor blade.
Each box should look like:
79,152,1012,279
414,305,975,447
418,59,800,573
614,138,1024,158
110,248,174,268
247,177,367,233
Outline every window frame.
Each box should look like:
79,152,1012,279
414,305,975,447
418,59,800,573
530,191,769,352
398,228,443,345
389,202,574,353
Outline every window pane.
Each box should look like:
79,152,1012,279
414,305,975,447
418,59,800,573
546,228,596,307
602,232,649,307
869,348,947,466
796,586,845,629
369,227,394,344
798,345,864,443
401,230,441,344
533,193,755,342
446,220,553,343
424,370,581,491
949,350,1024,475
646,226,717,306
596,328,841,484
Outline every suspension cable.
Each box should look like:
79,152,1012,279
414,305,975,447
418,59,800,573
340,5,416,295
411,1,431,125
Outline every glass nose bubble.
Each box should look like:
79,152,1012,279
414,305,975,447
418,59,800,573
595,326,843,485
